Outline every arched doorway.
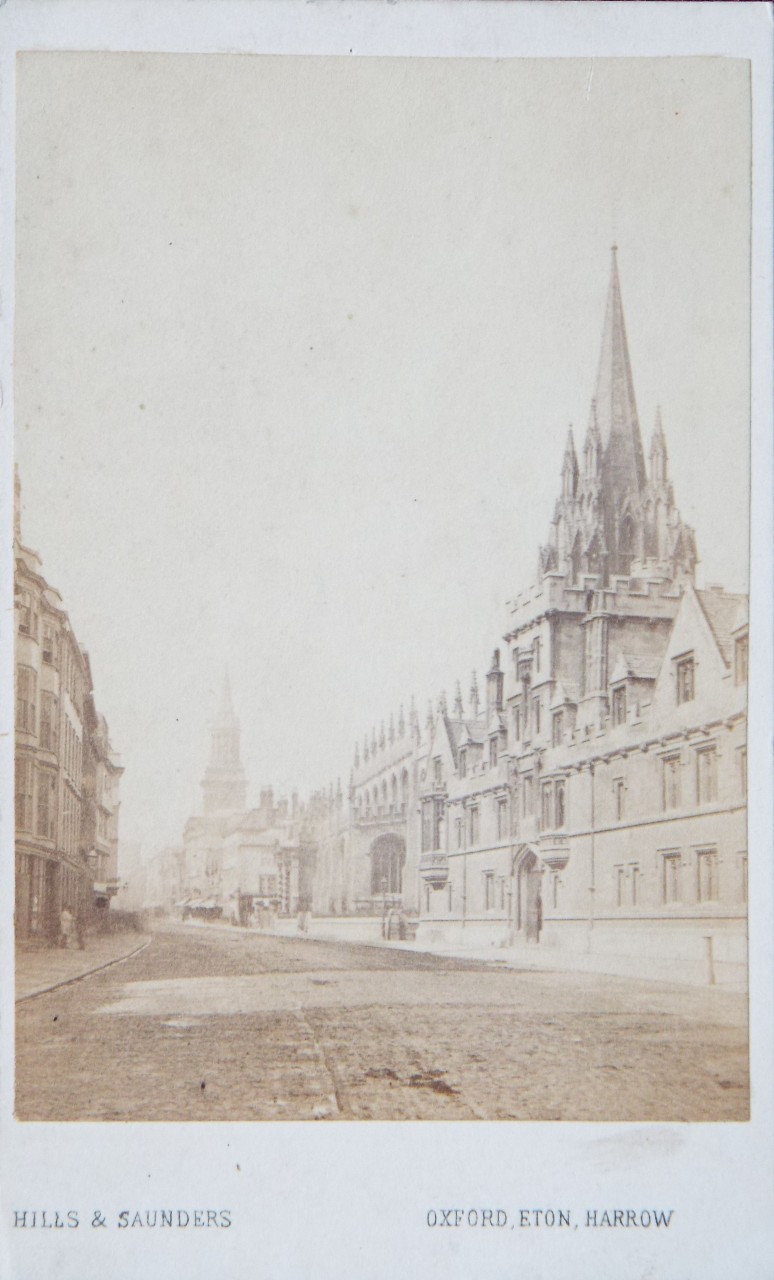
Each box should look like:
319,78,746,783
513,846,543,943
370,833,406,897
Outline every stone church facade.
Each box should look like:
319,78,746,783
337,249,747,985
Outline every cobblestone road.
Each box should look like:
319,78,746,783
16,923,748,1122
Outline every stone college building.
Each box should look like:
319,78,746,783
341,249,747,986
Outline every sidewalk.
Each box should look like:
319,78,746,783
15,931,150,1001
176,916,747,995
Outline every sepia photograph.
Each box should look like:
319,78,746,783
11,49,753,1126
10,49,747,1126
3,5,774,1280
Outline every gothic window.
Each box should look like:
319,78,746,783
676,655,695,704
459,748,467,778
421,799,444,852
512,706,521,742
434,757,442,785
484,872,495,911
615,865,625,908
541,782,553,831
735,635,748,686
554,780,566,828
662,754,681,810
456,817,464,850
613,777,625,821
523,775,533,816
401,770,409,811
663,852,681,904
619,515,636,568
630,864,641,906
533,637,541,672
696,849,719,903
468,805,480,846
16,666,37,735
532,695,541,736
391,775,397,812
696,746,718,804
496,797,508,840
447,881,453,912
611,684,627,726
489,737,499,769
551,710,563,746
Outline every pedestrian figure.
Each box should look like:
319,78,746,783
59,904,74,950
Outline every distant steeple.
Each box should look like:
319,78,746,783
201,672,247,814
453,681,464,719
595,247,647,499
398,704,406,737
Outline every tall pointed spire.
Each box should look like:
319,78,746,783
594,247,647,496
203,671,246,813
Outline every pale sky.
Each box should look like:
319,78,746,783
14,53,750,854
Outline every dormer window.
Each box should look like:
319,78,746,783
611,685,627,726
459,748,467,778
434,757,442,785
675,655,695,704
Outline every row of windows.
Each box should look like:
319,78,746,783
15,758,57,840
425,740,745,849
615,848,746,907
424,848,746,918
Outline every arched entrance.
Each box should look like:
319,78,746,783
513,846,543,943
370,833,406,897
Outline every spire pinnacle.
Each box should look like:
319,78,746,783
594,247,646,492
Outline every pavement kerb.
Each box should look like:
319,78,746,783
16,936,152,1003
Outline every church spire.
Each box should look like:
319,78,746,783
202,672,246,814
594,246,647,498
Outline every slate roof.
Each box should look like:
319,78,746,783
696,589,748,668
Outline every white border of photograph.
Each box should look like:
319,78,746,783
0,4,771,1279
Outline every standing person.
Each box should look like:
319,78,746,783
59,904,74,949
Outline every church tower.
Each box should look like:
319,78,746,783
541,247,696,588
201,673,247,815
